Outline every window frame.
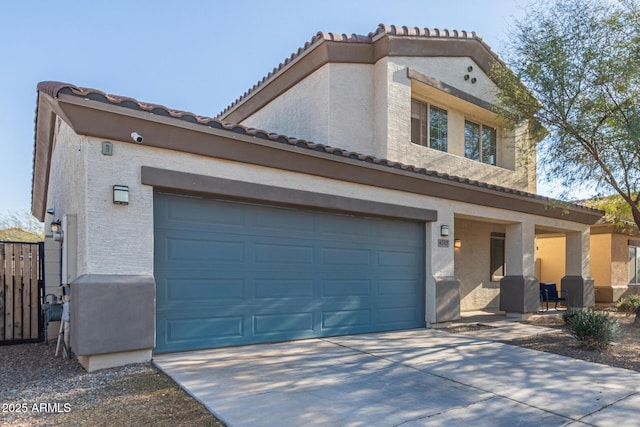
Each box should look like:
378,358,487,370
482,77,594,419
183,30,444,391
411,99,448,152
629,246,640,285
490,232,505,282
464,119,497,166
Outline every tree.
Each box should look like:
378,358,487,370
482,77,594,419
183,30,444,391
0,210,44,242
493,0,640,227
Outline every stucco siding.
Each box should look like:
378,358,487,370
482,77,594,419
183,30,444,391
328,64,375,153
455,219,504,311
239,56,534,193
77,138,449,276
242,65,330,144
536,236,566,288
401,57,498,103
84,140,154,275
590,233,612,286
49,122,591,284
44,119,89,280
611,233,630,286
241,63,375,154
383,56,535,192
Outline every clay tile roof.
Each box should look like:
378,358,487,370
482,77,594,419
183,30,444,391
217,23,502,119
35,81,602,216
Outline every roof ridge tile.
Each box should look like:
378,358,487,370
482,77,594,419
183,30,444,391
218,23,495,118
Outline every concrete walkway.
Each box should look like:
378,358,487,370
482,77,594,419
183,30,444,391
154,326,640,427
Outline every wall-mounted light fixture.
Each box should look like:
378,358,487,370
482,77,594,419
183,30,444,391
440,225,449,237
113,185,129,205
50,220,61,233
454,239,462,249
50,219,63,242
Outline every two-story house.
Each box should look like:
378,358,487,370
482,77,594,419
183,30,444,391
32,25,601,371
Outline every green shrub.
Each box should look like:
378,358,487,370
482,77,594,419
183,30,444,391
563,310,620,351
616,295,640,316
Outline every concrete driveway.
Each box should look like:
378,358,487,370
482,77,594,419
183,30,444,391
154,329,640,426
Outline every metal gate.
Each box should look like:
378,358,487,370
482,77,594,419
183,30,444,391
0,242,44,344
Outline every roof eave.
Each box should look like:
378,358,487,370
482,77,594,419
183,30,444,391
31,84,603,226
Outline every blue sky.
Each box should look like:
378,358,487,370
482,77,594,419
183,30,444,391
1,0,571,220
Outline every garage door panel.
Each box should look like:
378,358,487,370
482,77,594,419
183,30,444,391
316,216,372,239
254,242,314,264
164,315,244,343
166,237,245,263
160,198,246,231
321,280,371,297
155,193,425,352
322,309,371,329
254,279,315,298
321,247,371,265
253,313,314,335
378,250,421,266
164,277,245,302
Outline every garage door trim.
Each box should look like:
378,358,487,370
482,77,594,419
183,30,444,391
142,166,437,222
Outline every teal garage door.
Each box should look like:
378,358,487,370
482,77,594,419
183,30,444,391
154,192,425,353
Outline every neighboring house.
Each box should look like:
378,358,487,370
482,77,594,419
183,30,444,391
32,24,602,371
538,223,640,304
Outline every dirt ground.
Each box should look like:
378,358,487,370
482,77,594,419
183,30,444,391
514,311,640,372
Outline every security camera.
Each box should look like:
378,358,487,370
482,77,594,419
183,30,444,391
131,132,144,143
46,207,55,216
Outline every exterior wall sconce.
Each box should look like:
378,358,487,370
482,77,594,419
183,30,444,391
440,225,449,237
113,185,129,205
50,220,61,233
50,220,63,242
454,239,462,248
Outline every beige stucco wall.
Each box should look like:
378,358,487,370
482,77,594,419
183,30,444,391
538,231,632,289
455,219,505,311
590,233,612,286
382,56,534,193
535,236,566,288
611,233,631,286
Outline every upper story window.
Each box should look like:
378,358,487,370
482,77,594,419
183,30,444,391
464,120,496,166
411,99,447,152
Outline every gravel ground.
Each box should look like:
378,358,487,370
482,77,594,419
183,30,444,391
514,311,640,372
0,342,224,426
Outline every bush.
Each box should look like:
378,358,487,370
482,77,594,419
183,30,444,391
563,310,620,351
616,295,640,316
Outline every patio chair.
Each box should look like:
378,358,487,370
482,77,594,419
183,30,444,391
539,282,568,311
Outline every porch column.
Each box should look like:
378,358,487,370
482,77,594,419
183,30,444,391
425,210,460,326
500,221,539,319
561,228,594,309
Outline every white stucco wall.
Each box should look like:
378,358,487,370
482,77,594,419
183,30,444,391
242,63,375,155
45,119,89,281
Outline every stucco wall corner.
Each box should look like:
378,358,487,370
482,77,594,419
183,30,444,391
499,275,539,314
70,274,155,356
433,275,461,323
